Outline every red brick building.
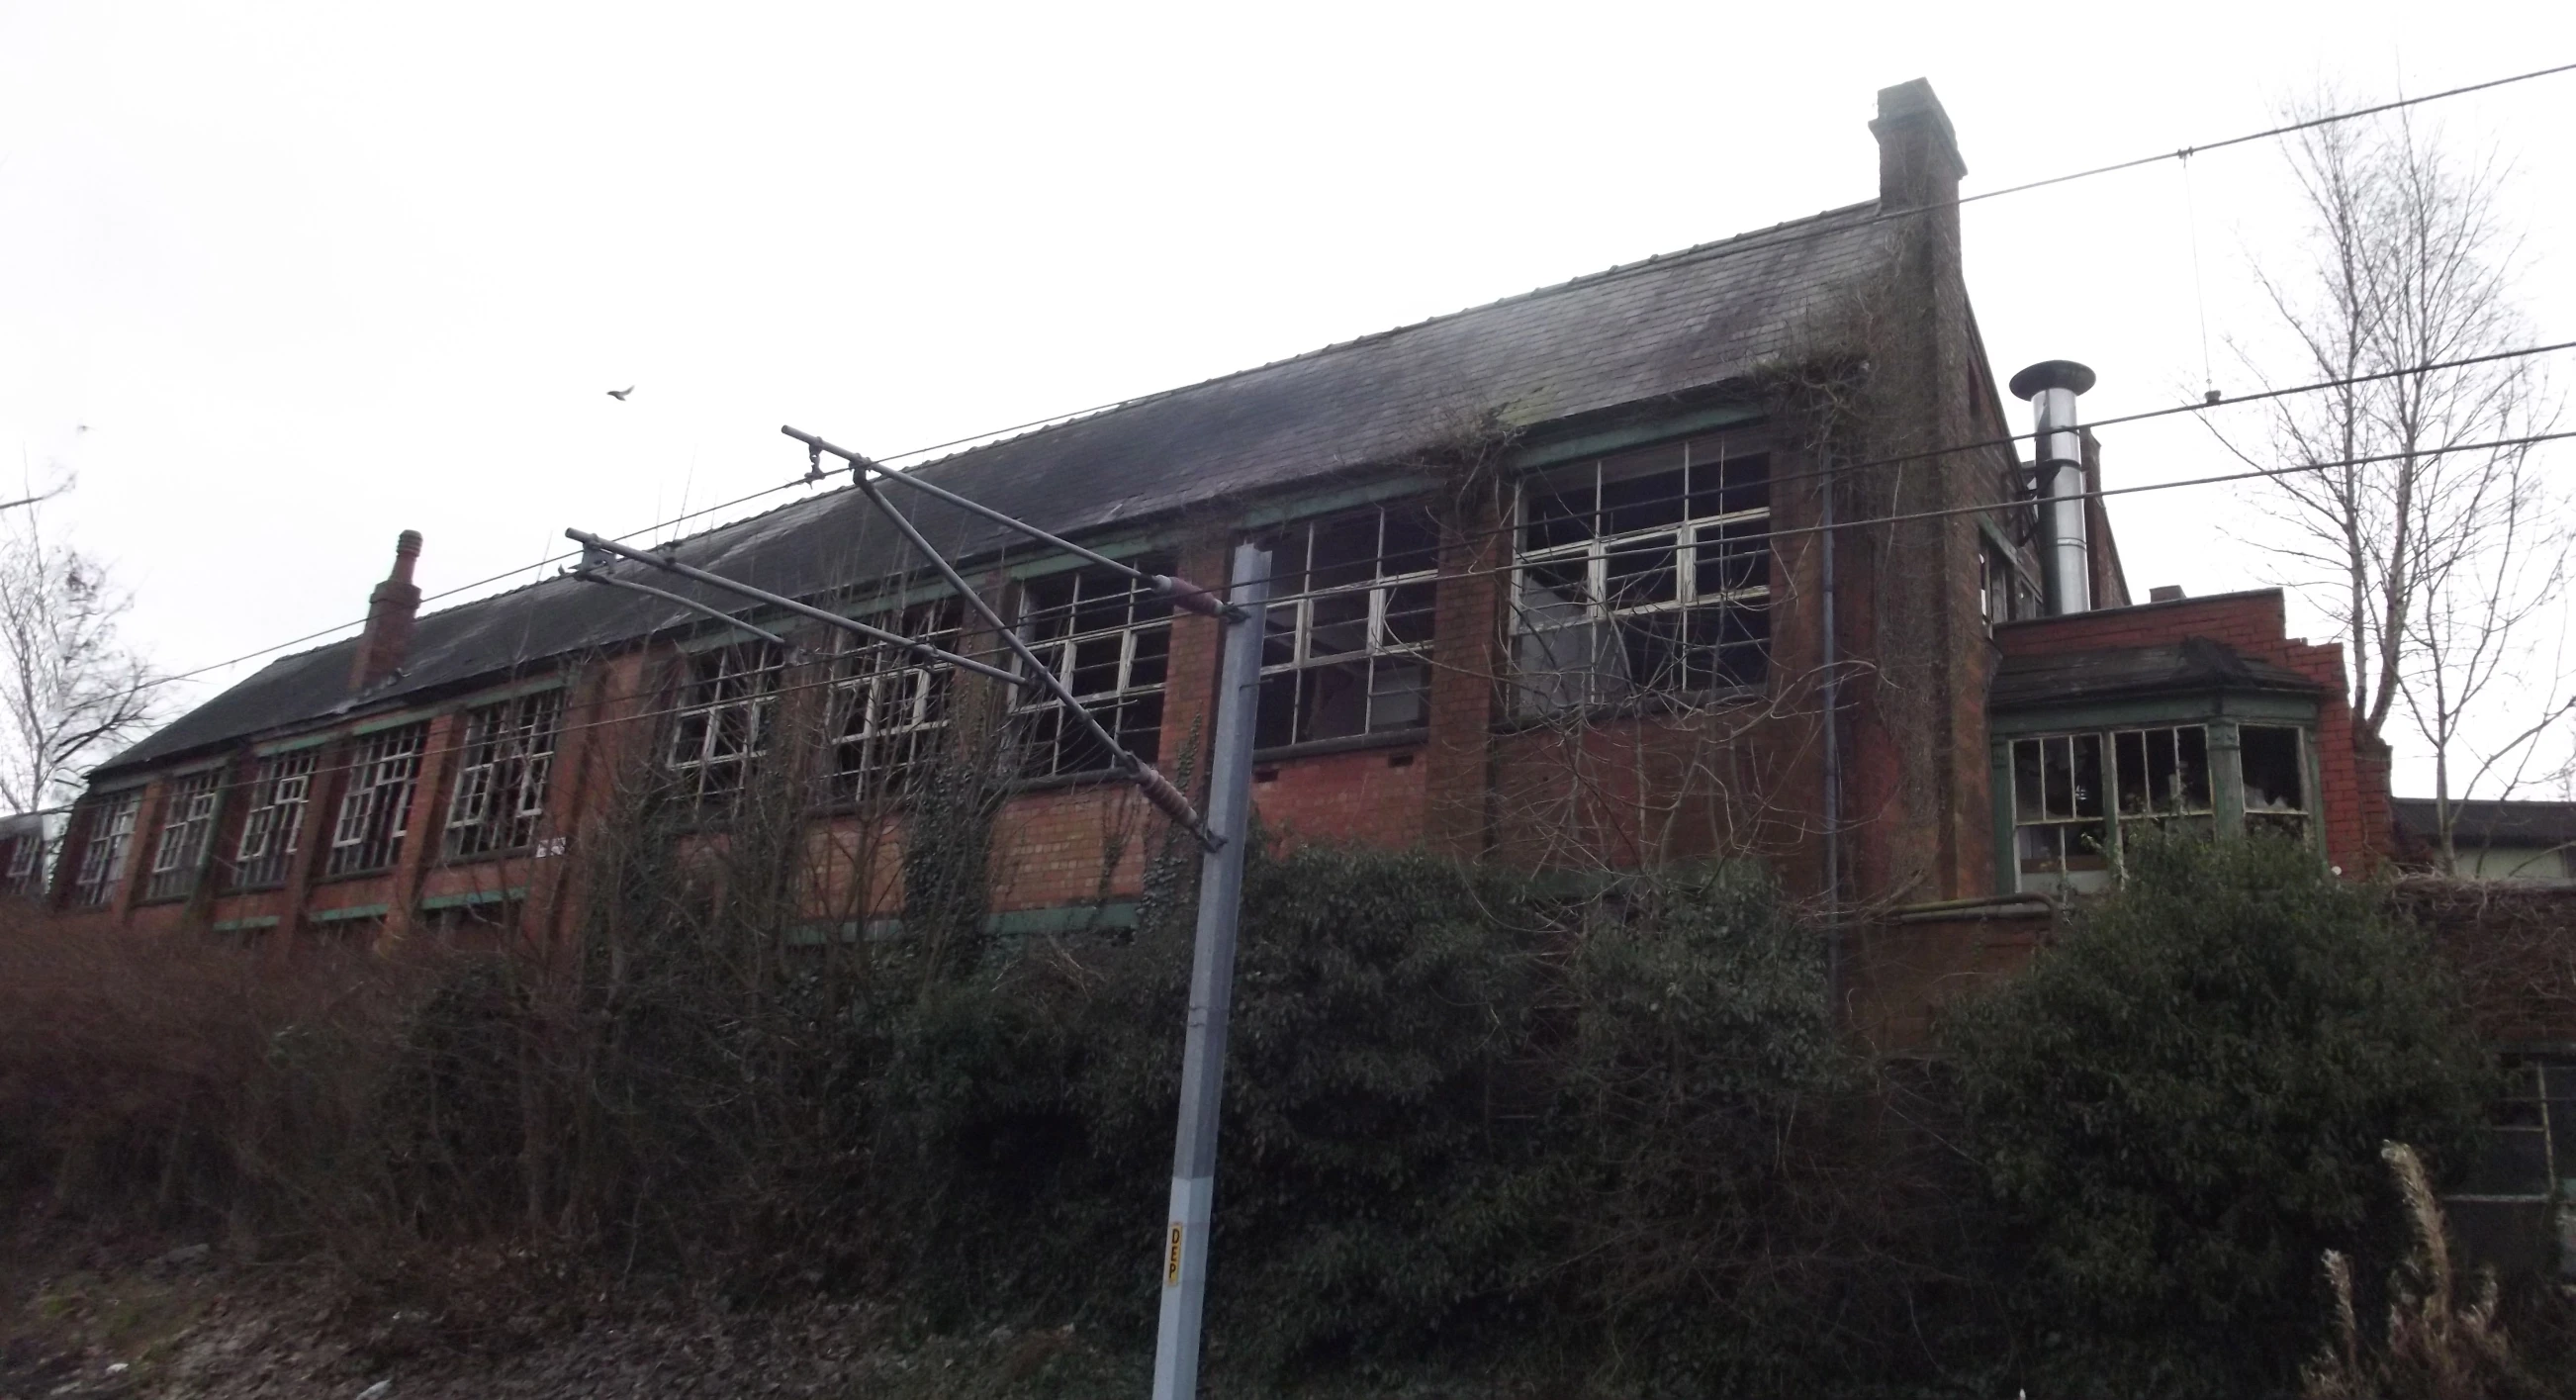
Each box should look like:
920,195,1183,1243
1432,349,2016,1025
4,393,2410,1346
38,80,2392,975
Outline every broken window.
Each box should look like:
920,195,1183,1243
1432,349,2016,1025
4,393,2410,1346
2012,733,2111,892
68,789,141,907
444,691,563,859
1254,503,1438,749
142,771,224,901
1013,554,1173,779
0,823,47,897
2112,724,2214,843
326,723,427,876
2241,724,2310,840
829,596,962,803
668,642,787,809
1513,435,1770,714
230,751,315,889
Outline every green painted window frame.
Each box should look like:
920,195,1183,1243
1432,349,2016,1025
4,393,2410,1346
1989,695,2324,894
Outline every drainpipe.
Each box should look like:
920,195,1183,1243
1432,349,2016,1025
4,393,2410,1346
1821,449,1843,998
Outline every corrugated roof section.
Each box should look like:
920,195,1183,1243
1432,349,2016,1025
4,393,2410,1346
101,201,1889,776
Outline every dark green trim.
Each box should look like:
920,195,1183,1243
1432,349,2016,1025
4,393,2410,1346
1236,475,1438,530
458,676,569,706
351,711,433,738
419,886,527,911
253,731,334,757
1003,535,1169,583
1975,513,2039,587
1509,405,1766,473
211,915,280,933
1989,691,2319,736
311,902,391,924
1989,741,2019,894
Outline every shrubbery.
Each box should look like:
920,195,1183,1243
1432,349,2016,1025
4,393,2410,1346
1943,833,2497,1398
2,820,2533,1398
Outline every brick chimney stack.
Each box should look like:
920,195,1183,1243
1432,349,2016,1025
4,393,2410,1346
350,529,423,693
1870,77,1967,212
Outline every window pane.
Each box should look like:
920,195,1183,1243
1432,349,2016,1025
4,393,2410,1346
2243,726,2306,813
1367,657,1426,732
2013,740,2044,823
1382,582,1435,647
1308,590,1370,658
2116,730,2150,816
1524,479,1593,550
1298,661,1370,742
1308,513,1380,592
1381,507,1439,576
1605,541,1680,608
2072,733,2104,818
1600,459,1687,535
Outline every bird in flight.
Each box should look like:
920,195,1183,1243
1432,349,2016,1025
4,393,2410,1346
606,386,634,401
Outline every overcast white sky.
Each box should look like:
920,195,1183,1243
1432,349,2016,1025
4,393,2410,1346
3,0,2572,796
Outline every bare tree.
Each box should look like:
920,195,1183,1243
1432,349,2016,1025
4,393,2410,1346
0,499,161,815
2229,93,2570,864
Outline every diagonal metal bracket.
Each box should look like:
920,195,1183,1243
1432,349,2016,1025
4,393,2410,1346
782,424,1242,622
562,529,1027,688
841,469,1221,851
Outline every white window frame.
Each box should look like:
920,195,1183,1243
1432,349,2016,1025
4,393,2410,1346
143,770,224,901
829,596,962,803
1011,554,1174,779
1256,503,1439,749
70,789,141,907
1511,434,1771,715
0,827,42,896
444,691,564,859
231,751,315,888
327,723,427,876
668,642,787,808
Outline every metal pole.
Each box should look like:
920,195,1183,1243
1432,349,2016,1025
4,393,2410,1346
1150,542,1269,1400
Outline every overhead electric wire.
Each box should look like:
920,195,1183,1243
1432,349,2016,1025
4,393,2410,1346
136,57,2576,694
149,400,1152,689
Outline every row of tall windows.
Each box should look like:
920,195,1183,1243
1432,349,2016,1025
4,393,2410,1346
67,444,1784,899
67,693,565,907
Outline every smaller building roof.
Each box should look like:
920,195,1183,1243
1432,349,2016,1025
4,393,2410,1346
2391,797,2576,847
1989,635,2322,711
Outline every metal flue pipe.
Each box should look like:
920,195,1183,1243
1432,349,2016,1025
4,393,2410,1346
2008,359,2097,616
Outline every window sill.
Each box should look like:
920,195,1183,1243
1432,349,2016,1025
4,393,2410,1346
439,845,537,867
314,866,398,886
1252,728,1427,764
1010,768,1140,798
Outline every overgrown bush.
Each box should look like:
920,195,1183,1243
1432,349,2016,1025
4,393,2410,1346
1944,833,2495,1398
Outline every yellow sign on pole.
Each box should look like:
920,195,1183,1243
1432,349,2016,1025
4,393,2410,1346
1164,1224,1185,1286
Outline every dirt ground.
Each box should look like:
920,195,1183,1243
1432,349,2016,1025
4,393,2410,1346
0,1231,1144,1400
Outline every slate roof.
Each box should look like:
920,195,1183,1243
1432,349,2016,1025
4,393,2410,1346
101,200,1891,778
2391,797,2576,846
1989,636,2324,711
